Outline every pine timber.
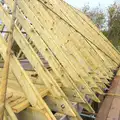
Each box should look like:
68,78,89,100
0,0,120,120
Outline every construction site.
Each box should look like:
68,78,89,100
0,0,120,120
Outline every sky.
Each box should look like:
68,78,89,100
64,0,117,9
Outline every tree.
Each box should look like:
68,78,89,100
107,3,120,47
81,4,106,30
81,3,120,50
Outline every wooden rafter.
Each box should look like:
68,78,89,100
0,0,119,120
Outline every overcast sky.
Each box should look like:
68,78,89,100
64,0,116,9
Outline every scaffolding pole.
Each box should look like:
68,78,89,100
0,0,17,119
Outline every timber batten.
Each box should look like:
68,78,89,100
0,0,119,120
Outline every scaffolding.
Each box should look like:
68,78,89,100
0,0,119,120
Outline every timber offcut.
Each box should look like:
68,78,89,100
0,0,120,120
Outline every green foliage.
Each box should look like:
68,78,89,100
81,3,120,49
81,4,106,30
102,30,109,37
12,42,20,56
107,3,120,47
